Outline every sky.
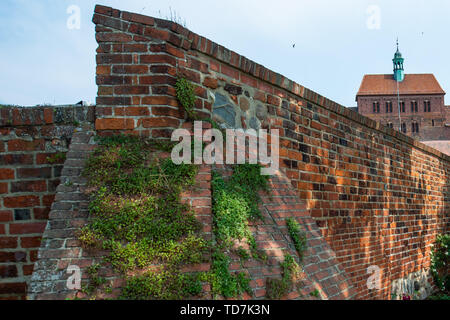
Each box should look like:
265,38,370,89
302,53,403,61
1,0,450,107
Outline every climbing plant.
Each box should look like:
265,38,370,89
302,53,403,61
78,134,210,299
430,234,449,293
286,218,307,262
175,77,197,120
210,164,269,298
265,254,301,299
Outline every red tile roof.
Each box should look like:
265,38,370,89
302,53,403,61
356,74,445,97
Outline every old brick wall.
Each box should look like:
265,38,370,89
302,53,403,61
89,5,449,300
0,105,94,299
28,122,356,300
27,125,215,300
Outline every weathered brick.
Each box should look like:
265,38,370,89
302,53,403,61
13,209,31,221
33,207,50,220
113,86,149,95
0,252,26,263
96,54,132,64
0,282,26,294
122,11,155,25
0,237,18,249
0,265,18,278
0,154,33,165
141,96,178,106
0,183,7,194
141,117,180,128
4,196,40,208
203,77,218,89
7,139,44,152
139,75,176,86
143,27,170,41
0,211,13,222
9,222,47,235
96,32,132,43
11,181,47,193
95,118,135,130
140,54,176,66
17,168,52,179
112,65,148,74
20,236,42,249
36,153,66,165
96,65,111,75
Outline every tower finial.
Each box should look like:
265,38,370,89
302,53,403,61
393,38,404,82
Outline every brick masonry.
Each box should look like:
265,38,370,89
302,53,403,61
86,5,449,300
0,105,94,299
27,126,216,300
27,123,355,299
1,5,449,300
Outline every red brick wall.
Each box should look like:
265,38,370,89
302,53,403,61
90,5,449,300
0,105,94,299
29,124,357,300
27,127,217,300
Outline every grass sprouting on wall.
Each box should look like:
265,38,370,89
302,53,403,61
78,134,209,299
286,217,307,262
210,164,269,298
175,77,197,120
265,254,301,299
430,234,450,295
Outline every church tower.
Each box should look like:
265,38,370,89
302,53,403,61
393,39,405,82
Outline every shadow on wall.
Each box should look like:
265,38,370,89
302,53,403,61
306,119,448,300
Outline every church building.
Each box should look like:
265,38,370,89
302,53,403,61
355,41,450,154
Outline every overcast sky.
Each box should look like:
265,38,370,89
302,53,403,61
1,0,449,107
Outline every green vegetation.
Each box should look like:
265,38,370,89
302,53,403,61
310,289,320,298
210,164,269,298
175,77,197,120
79,134,209,299
264,216,308,299
286,218,307,262
121,270,205,300
78,134,297,300
81,264,109,297
265,254,300,299
427,293,450,300
236,246,250,261
430,234,449,293
46,152,66,164
209,250,252,298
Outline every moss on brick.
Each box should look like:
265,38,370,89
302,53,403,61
78,134,210,300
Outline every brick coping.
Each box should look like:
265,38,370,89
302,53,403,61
93,4,450,162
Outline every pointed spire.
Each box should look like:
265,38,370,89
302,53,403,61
393,39,404,82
